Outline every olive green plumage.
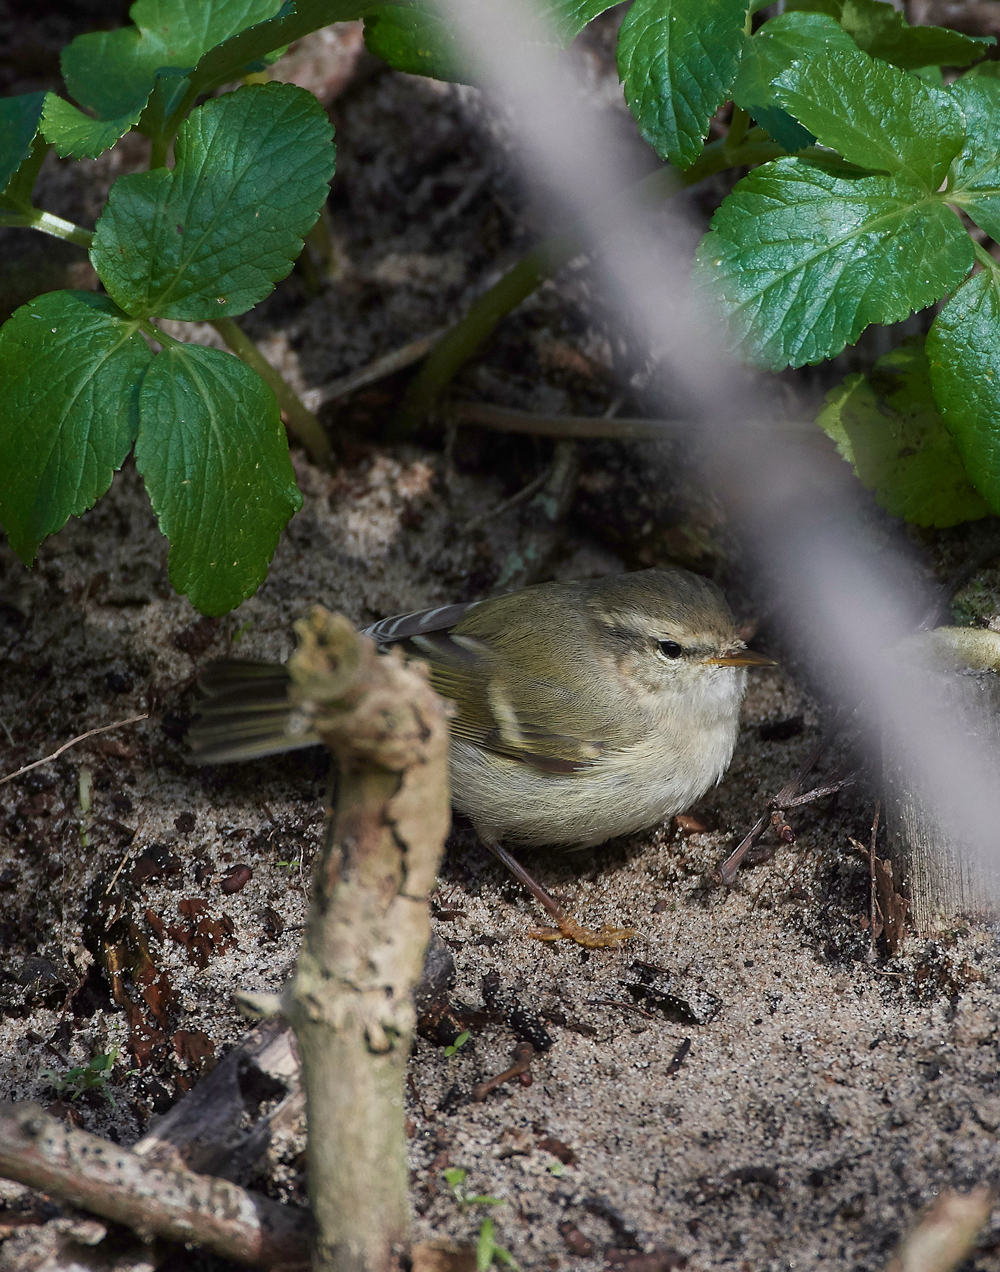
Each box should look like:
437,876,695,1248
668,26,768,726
187,569,768,848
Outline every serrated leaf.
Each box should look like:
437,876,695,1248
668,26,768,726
42,0,285,159
546,0,620,43
947,78,1000,243
771,19,965,189
41,94,148,162
135,342,301,615
927,265,1000,514
617,0,748,170
694,157,973,370
817,338,988,526
185,0,370,103
0,93,47,194
0,292,152,564
733,12,851,109
91,83,335,321
787,0,994,70
732,12,846,150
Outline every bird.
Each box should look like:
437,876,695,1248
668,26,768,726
187,568,773,945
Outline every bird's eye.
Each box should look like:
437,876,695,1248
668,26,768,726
658,640,683,659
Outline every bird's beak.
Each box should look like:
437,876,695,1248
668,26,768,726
702,649,777,667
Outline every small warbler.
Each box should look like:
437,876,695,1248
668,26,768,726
188,568,773,944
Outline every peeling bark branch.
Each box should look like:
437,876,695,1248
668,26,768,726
0,1105,310,1268
283,609,452,1272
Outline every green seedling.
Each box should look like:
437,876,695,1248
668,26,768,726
41,1046,123,1106
4,0,1000,616
443,1167,506,1213
476,1218,518,1272
443,1029,470,1057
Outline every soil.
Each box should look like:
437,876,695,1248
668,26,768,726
4,7,1000,1272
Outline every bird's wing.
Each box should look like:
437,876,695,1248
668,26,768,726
379,592,616,773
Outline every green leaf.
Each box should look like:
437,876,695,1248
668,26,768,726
771,16,965,189
364,7,469,81
0,292,152,565
477,1220,496,1272
0,93,47,194
746,106,815,152
135,342,301,615
617,0,748,170
183,0,370,105
732,13,846,150
91,83,335,321
546,0,620,43
817,338,988,526
42,0,286,159
927,265,1000,514
946,78,1000,243
694,157,973,370
41,95,148,162
787,0,994,70
363,0,617,83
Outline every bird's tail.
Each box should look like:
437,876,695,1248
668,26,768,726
186,660,320,763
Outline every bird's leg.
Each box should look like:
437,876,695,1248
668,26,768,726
480,836,634,949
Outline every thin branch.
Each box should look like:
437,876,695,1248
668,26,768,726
301,329,447,410
0,715,147,788
773,775,857,810
713,706,855,885
445,400,824,444
869,802,882,957
0,1104,310,1268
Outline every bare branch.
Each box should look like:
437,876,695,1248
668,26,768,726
283,609,452,1272
0,1104,310,1268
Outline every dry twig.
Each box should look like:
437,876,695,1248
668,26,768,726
714,707,854,884
0,715,148,787
0,1104,310,1268
446,400,824,444
301,330,446,410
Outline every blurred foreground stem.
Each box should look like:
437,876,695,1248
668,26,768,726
284,609,452,1272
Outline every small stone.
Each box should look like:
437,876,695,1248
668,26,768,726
495,1126,533,1158
221,864,253,894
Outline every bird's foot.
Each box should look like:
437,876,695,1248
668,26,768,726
529,915,636,948
480,835,635,948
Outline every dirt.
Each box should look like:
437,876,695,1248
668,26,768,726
4,8,1000,1272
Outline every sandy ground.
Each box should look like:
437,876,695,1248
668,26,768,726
3,11,1000,1272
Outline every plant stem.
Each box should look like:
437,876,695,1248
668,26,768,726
211,317,332,468
725,106,750,154
7,208,95,250
149,132,170,170
394,134,783,429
